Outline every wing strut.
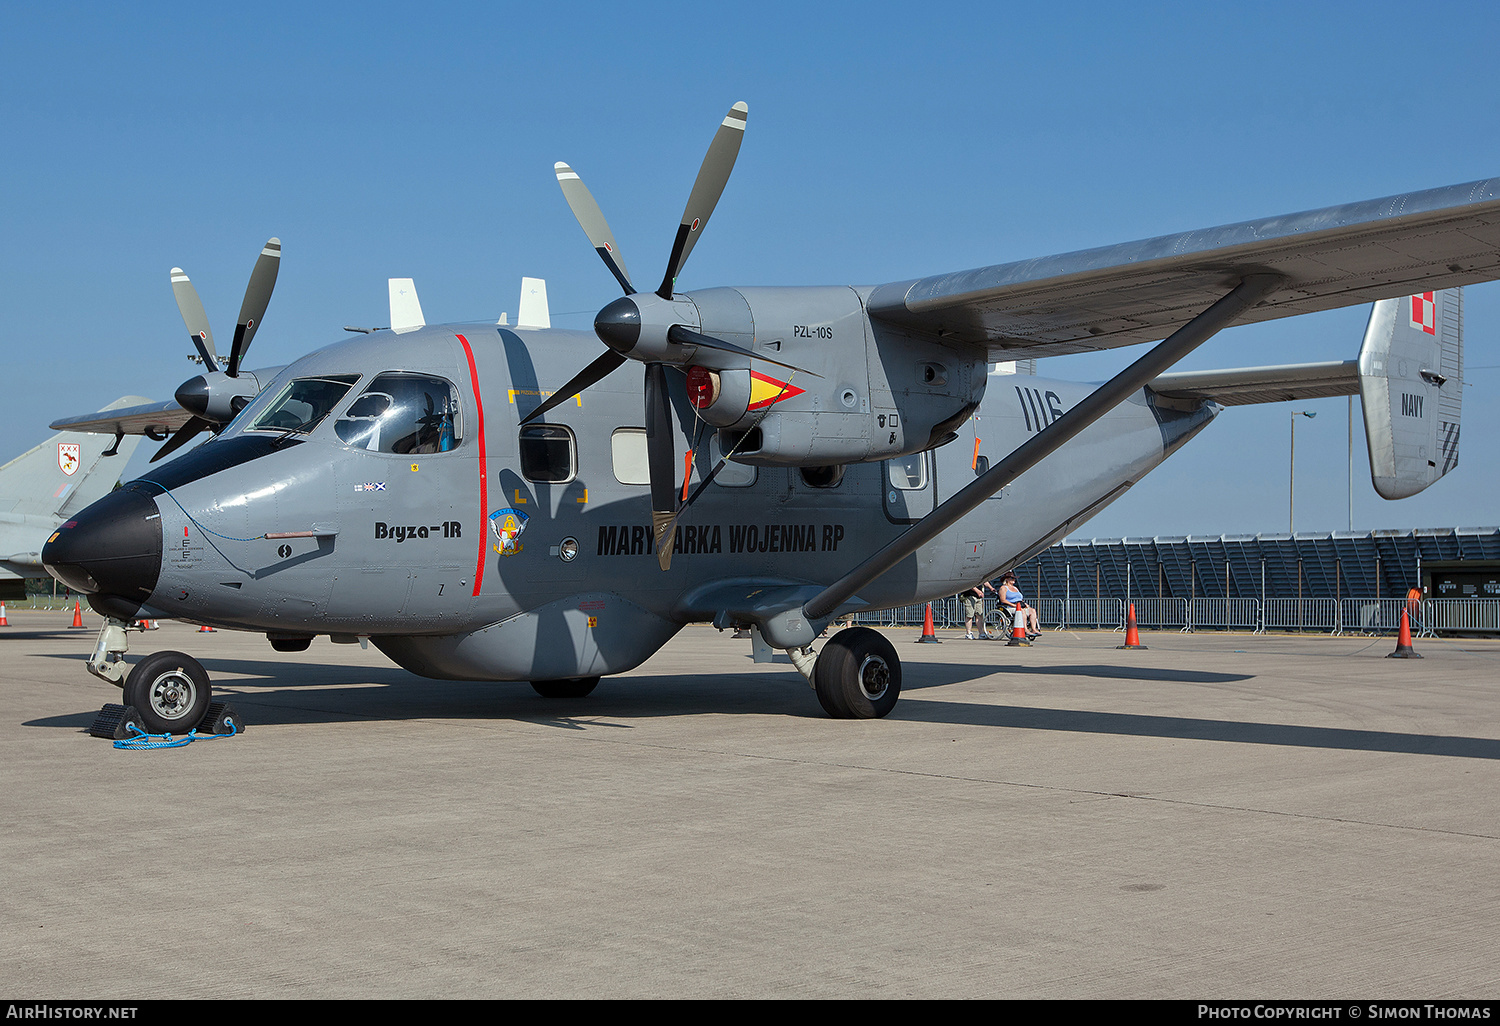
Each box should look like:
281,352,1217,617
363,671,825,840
796,273,1283,632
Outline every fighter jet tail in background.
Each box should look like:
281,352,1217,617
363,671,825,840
0,397,147,596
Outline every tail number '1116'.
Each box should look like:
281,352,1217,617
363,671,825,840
1015,386,1065,432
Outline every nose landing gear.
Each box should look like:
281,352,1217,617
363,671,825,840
124,651,212,735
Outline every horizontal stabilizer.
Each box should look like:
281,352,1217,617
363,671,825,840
1149,360,1358,409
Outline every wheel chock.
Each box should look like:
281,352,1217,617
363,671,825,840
89,703,146,741
197,701,244,736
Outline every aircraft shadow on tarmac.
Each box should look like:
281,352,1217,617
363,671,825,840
19,651,1499,758
899,660,1255,689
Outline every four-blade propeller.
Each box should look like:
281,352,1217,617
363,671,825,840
528,103,760,569
156,239,281,462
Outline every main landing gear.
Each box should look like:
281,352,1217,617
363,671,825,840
811,627,901,719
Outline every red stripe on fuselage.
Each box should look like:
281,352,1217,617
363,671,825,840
455,334,488,595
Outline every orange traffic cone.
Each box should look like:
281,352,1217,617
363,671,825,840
917,602,941,643
70,600,84,629
1387,608,1422,659
199,624,216,633
1006,607,1031,646
1117,603,1148,649
0,603,8,627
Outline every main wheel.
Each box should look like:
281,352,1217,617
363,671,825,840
530,677,600,699
124,651,212,735
813,627,901,719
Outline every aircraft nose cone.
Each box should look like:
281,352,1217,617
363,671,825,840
594,296,641,354
42,484,162,620
175,375,210,417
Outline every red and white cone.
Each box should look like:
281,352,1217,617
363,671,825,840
0,603,8,627
1117,603,1148,649
917,602,941,643
1006,607,1031,646
1386,608,1422,659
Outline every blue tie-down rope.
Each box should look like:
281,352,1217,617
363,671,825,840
113,719,240,750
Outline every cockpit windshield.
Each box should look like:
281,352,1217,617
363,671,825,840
248,375,361,435
334,373,462,454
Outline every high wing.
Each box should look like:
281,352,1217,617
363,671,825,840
1148,360,1357,408
865,178,1500,360
50,398,195,439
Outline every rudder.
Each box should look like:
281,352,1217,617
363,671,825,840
1358,288,1462,499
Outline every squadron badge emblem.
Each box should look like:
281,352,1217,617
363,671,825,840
489,508,529,556
58,443,81,476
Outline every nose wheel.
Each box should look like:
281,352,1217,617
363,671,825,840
124,651,212,735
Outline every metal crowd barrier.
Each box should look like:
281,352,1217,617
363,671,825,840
1336,598,1410,635
1423,598,1500,634
839,597,1498,636
1262,598,1339,632
1122,597,1189,632
1188,598,1262,632
1061,598,1123,630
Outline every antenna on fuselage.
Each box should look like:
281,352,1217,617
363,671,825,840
389,278,426,334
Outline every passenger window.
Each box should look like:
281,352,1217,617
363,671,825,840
887,453,927,490
335,374,461,454
710,432,756,488
611,429,650,486
519,424,576,483
251,375,361,435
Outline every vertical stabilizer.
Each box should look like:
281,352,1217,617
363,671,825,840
0,398,147,520
1358,288,1462,499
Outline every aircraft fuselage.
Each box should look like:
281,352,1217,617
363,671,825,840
43,319,1216,682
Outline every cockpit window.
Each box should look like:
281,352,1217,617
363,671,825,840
334,373,462,454
249,375,360,435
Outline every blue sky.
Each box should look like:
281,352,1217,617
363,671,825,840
3,1,1496,537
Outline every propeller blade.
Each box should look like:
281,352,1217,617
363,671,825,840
554,162,635,295
519,350,627,425
228,238,281,377
149,416,212,463
170,268,218,372
657,101,748,299
644,363,679,570
666,324,819,376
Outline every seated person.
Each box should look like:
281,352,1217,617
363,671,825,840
998,572,1041,637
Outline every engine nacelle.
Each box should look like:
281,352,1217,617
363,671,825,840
683,286,985,466
174,368,279,424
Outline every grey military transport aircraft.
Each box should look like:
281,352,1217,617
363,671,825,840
42,102,1490,730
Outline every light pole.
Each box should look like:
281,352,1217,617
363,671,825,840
1290,410,1316,533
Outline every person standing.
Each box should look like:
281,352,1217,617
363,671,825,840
960,580,996,639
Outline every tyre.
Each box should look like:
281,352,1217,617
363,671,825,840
813,627,901,719
530,677,600,698
124,651,212,735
